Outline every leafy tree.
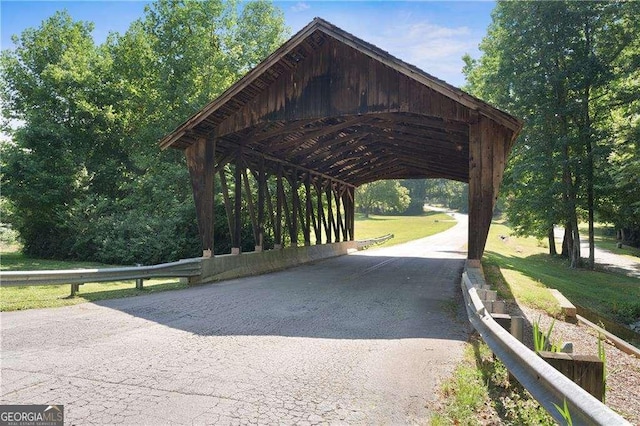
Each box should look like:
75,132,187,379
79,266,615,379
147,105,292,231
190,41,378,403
464,1,640,266
356,180,410,217
401,179,428,214
1,1,288,263
1,12,107,257
401,179,468,214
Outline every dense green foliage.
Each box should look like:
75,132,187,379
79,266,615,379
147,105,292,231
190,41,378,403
355,180,410,217
355,178,467,217
402,179,468,214
463,1,640,267
1,0,287,264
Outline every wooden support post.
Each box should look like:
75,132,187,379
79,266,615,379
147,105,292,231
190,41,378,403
233,159,242,255
275,167,284,249
315,181,323,245
347,186,355,241
218,169,234,243
70,283,83,297
256,158,265,252
185,137,215,257
290,171,299,247
468,112,483,260
304,173,312,246
242,167,258,247
340,186,348,241
510,315,524,342
326,184,333,243
334,185,343,242
282,175,294,247
468,114,512,260
263,174,276,247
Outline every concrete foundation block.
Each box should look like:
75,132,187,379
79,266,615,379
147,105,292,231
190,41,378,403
492,300,506,314
189,241,358,285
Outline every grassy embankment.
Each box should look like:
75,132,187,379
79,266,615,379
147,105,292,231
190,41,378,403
433,219,639,425
484,221,640,324
0,250,187,311
354,210,456,247
0,210,455,311
431,336,553,426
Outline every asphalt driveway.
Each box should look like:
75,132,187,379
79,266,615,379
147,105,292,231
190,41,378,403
1,214,469,425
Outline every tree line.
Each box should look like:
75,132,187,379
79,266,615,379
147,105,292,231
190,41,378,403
3,1,637,267
1,0,288,264
355,179,467,217
464,1,640,268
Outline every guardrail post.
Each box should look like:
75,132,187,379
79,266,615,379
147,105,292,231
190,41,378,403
135,264,144,289
70,283,83,297
510,315,524,342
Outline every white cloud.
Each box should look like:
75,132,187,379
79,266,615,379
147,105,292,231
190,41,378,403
354,21,480,87
291,2,311,13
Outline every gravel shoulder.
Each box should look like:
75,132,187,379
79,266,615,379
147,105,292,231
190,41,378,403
512,302,640,425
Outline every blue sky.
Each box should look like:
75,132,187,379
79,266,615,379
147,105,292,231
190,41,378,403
1,1,496,87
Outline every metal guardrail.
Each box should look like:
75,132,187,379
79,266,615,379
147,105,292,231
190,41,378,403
462,269,630,425
356,233,394,249
0,258,202,295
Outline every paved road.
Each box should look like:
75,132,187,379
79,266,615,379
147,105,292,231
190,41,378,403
1,214,469,425
554,227,640,279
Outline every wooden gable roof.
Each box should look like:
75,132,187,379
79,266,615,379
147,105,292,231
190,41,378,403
159,18,522,185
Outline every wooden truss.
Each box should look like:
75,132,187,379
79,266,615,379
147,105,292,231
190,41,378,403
165,18,522,260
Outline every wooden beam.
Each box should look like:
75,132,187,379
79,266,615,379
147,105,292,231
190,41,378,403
267,115,368,155
256,150,355,189
325,184,333,243
242,167,258,247
372,112,469,136
335,185,344,242
185,137,215,257
233,158,242,254
289,170,299,247
468,117,512,261
287,131,371,164
275,166,284,248
304,172,312,246
264,175,276,247
218,168,234,242
347,186,355,240
315,181,323,244
257,157,266,251
340,185,349,241
249,117,335,144
364,122,467,147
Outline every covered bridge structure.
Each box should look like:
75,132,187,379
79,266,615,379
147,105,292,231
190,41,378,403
160,18,522,264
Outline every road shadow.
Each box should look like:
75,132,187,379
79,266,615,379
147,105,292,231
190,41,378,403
93,253,470,342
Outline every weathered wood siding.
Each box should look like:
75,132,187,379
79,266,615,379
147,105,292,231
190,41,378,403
217,37,469,137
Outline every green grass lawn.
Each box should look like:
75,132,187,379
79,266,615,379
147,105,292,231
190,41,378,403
1,280,188,311
354,210,456,247
1,251,187,311
483,222,640,324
